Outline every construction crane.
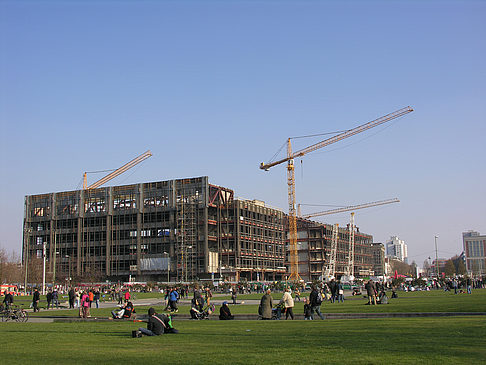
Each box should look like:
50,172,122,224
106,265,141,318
260,107,413,282
301,198,400,281
83,150,152,190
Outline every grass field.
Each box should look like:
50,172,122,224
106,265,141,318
2,316,485,364
24,289,486,318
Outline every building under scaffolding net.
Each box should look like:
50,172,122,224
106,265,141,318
23,176,287,283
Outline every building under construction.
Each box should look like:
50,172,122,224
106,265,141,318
23,176,286,283
293,217,374,282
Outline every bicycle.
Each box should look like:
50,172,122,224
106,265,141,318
1,305,29,322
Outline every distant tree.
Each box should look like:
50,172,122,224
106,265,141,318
0,248,23,284
456,260,467,275
444,259,455,277
389,259,414,276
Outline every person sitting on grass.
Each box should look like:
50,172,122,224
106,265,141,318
112,301,135,319
190,297,204,319
133,308,178,337
219,301,234,320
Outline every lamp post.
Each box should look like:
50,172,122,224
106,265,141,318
434,235,439,279
42,242,46,295
66,255,71,289
23,226,33,295
164,252,170,284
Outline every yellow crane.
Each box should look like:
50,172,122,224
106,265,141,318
83,150,152,190
260,107,413,282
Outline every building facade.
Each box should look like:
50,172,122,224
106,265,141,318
370,243,385,277
463,231,485,276
294,218,374,282
23,177,286,283
386,236,408,263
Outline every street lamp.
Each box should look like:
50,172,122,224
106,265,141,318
66,255,71,288
42,241,46,295
163,252,170,284
434,235,439,278
23,226,33,295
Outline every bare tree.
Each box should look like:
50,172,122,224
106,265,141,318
0,247,23,284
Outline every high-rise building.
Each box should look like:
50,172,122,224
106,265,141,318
462,231,485,276
386,236,408,263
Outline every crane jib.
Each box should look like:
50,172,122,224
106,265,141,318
260,106,413,170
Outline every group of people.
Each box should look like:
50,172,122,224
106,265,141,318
364,279,389,305
259,286,326,320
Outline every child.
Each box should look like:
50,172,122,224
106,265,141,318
304,297,312,320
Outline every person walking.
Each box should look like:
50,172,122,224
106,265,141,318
75,289,80,308
46,290,53,309
52,289,59,309
294,288,301,302
259,289,273,320
337,281,344,303
205,287,213,306
80,291,90,318
365,280,377,305
169,287,179,312
303,297,312,320
88,289,94,308
94,289,100,308
32,289,40,312
68,288,75,309
329,279,337,303
309,285,325,320
466,277,472,294
281,287,294,320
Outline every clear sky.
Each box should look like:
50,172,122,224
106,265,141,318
1,0,485,268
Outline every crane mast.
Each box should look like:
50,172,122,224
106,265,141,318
287,139,300,281
344,212,355,279
260,107,412,282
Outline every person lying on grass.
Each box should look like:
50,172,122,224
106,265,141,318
133,307,178,337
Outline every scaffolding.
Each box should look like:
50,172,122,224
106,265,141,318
175,180,199,282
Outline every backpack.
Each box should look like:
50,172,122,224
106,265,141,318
316,292,323,305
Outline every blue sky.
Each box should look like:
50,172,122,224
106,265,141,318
1,0,485,267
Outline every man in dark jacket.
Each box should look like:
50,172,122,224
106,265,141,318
46,290,53,309
68,288,75,309
32,289,40,312
309,286,325,320
136,308,178,337
329,279,337,303
3,291,14,310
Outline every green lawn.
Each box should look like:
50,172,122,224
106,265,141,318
2,317,485,364
26,289,486,317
